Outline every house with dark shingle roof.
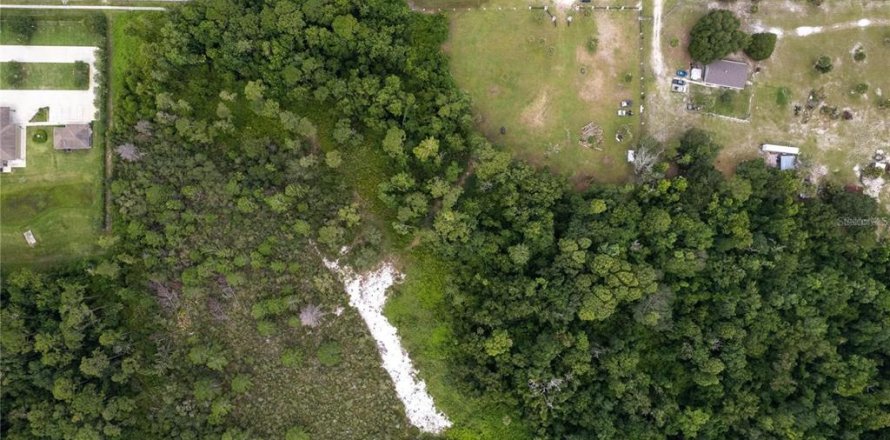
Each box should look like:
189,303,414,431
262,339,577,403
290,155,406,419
53,124,92,150
1,107,26,173
702,59,749,90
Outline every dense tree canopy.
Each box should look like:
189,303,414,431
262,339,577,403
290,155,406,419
688,10,750,63
745,32,778,61
440,131,890,439
4,1,888,439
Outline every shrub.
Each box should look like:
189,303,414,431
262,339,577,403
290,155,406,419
745,32,777,60
669,37,679,48
2,61,26,88
317,341,342,367
861,164,885,179
688,10,750,63
814,56,833,73
73,61,90,89
853,48,866,62
32,129,48,143
280,348,304,368
852,83,868,95
775,87,791,106
256,320,276,336
586,36,598,53
286,427,310,440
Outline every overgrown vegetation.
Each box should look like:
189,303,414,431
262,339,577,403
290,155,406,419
3,2,887,440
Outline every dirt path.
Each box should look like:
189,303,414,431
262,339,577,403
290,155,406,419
650,0,665,78
753,17,890,38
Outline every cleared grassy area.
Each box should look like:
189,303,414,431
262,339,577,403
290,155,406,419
1,127,104,268
447,8,642,185
0,14,105,46
689,85,752,119
0,62,90,90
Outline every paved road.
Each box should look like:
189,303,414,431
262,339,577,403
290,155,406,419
0,4,166,11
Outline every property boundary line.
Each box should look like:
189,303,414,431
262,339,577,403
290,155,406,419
0,4,166,11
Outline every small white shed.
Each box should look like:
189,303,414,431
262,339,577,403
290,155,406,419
761,144,800,155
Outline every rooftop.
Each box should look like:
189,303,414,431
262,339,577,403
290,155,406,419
1,107,24,163
53,124,92,150
703,59,748,89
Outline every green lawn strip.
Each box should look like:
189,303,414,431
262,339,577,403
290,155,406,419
0,15,104,46
0,62,90,90
447,9,639,184
1,127,103,269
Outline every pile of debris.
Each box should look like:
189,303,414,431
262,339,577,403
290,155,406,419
857,149,888,199
579,122,603,148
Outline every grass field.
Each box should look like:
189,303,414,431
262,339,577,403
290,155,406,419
0,15,105,46
651,1,890,189
0,62,90,90
688,85,752,119
447,7,642,185
1,127,104,268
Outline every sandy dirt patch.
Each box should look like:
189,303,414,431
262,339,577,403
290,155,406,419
323,259,452,434
521,89,550,128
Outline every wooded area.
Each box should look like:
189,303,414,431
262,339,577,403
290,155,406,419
2,0,887,438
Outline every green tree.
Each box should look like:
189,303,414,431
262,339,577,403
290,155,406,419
814,55,833,73
8,15,37,42
688,10,750,63
744,32,777,60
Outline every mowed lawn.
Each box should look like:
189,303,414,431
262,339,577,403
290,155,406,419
447,8,642,185
0,16,104,46
0,62,90,90
1,127,104,268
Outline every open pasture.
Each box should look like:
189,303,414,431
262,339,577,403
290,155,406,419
447,5,643,185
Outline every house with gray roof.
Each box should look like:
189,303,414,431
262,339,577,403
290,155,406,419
702,59,749,90
1,107,26,173
53,124,92,150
